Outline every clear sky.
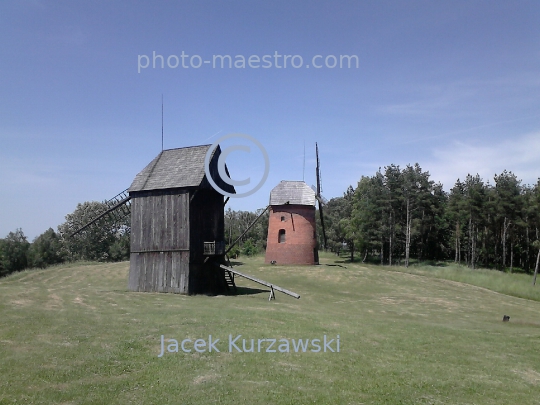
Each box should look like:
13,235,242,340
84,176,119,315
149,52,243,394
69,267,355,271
1,1,539,240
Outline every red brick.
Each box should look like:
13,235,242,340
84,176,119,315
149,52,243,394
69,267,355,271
265,205,317,265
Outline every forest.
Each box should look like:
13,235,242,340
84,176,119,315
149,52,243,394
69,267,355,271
1,163,539,278
323,164,540,275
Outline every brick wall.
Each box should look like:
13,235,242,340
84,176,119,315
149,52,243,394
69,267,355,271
265,204,317,265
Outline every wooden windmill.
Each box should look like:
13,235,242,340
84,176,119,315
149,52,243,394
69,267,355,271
72,144,235,295
71,143,301,300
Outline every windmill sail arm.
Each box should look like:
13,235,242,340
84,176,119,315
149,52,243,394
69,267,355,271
225,205,270,255
316,195,328,206
70,196,131,237
319,205,327,250
315,142,327,250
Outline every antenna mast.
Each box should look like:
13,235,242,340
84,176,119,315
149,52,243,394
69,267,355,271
161,94,164,151
303,141,305,181
316,142,321,195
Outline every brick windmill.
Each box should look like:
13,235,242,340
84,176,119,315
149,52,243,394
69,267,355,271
264,143,327,265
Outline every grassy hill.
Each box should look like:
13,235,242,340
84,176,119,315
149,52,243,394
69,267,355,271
1,254,539,404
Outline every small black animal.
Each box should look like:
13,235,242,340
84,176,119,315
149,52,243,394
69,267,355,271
270,260,277,265
502,315,510,322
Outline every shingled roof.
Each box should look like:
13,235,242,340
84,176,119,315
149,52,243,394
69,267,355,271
128,145,235,193
269,181,316,206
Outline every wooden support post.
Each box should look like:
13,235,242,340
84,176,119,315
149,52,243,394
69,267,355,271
269,285,276,301
533,249,540,286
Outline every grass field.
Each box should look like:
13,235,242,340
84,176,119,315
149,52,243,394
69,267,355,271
377,259,540,303
1,254,540,404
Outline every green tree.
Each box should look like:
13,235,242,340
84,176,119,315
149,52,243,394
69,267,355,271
224,207,269,256
336,186,357,261
352,173,386,263
400,164,435,267
108,232,130,261
352,164,445,266
427,182,449,261
57,201,129,262
28,228,64,268
494,171,522,270
321,194,353,256
463,174,486,268
241,239,259,256
0,229,30,275
384,164,402,265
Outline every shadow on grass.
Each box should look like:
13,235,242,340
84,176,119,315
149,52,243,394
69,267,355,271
332,256,451,268
233,286,269,296
409,260,449,267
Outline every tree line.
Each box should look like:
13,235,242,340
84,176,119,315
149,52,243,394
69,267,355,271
321,164,540,275
0,203,268,277
2,163,539,278
0,201,130,277
224,207,269,258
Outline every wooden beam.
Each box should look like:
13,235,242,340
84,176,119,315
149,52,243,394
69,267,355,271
217,263,300,299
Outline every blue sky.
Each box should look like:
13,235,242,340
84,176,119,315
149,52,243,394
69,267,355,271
1,1,539,240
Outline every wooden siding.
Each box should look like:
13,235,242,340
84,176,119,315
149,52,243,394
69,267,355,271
127,187,228,295
128,189,190,293
129,251,189,293
130,189,189,252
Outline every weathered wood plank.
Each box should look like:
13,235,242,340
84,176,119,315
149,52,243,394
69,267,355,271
156,254,163,292
171,252,178,290
166,252,172,292
138,254,146,291
181,251,189,293
128,253,139,291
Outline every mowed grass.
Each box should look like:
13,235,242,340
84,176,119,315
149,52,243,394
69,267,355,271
379,260,540,303
1,255,540,404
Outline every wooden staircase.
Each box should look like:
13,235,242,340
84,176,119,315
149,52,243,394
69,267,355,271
224,268,237,293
